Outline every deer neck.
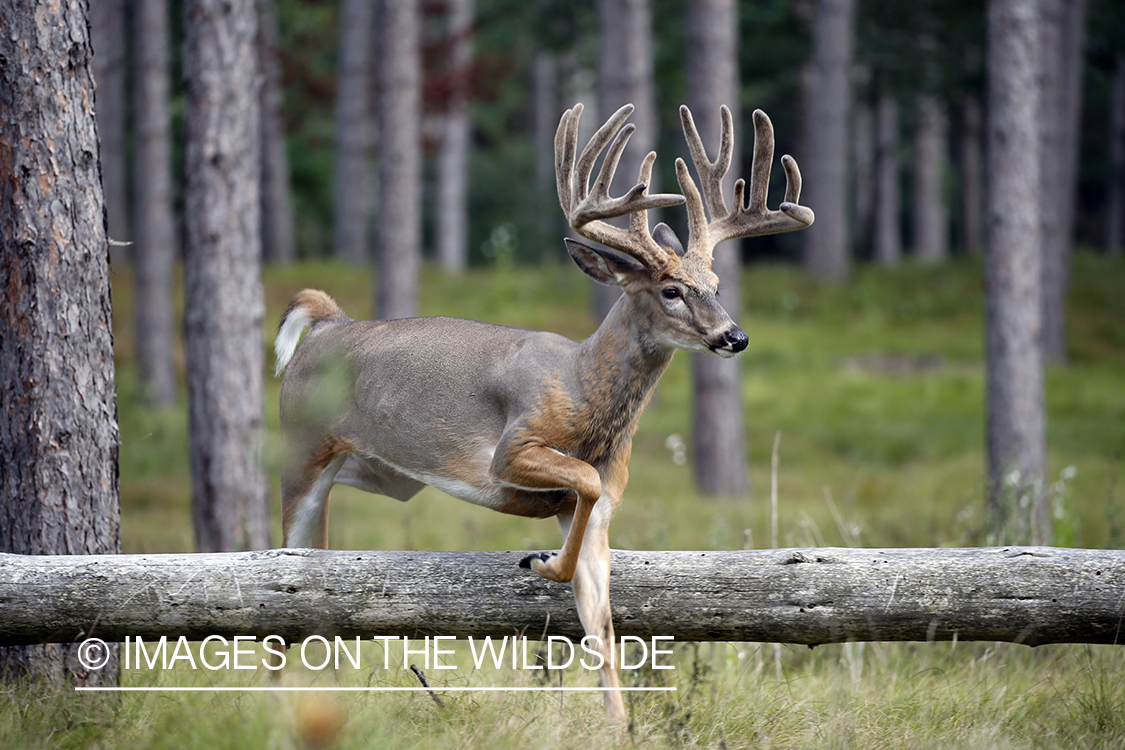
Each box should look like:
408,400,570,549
568,294,674,456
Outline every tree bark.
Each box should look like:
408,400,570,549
1040,0,1088,363
133,0,178,408
1108,52,1125,257
375,0,423,320
3,547,1123,648
985,0,1048,545
89,0,129,264
0,0,120,685
436,0,474,273
686,0,747,498
874,94,902,266
259,0,297,265
912,94,949,263
183,0,270,553
332,0,375,265
801,0,856,280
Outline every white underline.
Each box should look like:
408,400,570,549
75,686,676,693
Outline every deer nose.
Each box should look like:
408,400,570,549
723,327,749,353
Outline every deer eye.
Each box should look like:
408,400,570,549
661,287,681,301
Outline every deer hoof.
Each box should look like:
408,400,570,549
519,552,554,570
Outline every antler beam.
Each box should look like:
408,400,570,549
677,105,815,264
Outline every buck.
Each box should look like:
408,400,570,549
274,103,813,723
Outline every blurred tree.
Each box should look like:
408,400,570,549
874,94,902,266
332,0,375,265
686,0,748,498
801,0,856,280
260,0,297,265
183,0,270,552
985,0,1048,545
958,91,985,255
912,92,949,263
1109,51,1125,257
90,0,129,265
0,0,120,685
375,0,422,319
436,0,475,273
595,0,656,319
1040,0,1089,364
852,95,876,255
132,0,178,408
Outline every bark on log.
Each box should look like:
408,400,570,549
0,547,1122,648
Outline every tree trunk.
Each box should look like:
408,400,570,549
0,0,120,685
436,0,474,273
985,0,1048,545
132,0,178,408
5,547,1124,648
332,0,375,265
1108,52,1125,257
912,94,949,263
852,97,876,255
89,0,129,265
874,94,902,266
259,0,297,265
595,0,656,320
959,94,985,256
687,0,747,498
183,0,269,553
1040,0,1088,364
376,0,423,320
533,51,561,257
801,0,856,280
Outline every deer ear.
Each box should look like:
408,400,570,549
565,238,646,287
652,222,685,256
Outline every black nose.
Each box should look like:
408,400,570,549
724,328,749,353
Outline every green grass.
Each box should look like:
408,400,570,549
8,253,1123,748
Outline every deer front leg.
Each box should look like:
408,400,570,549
495,443,601,583
564,507,626,725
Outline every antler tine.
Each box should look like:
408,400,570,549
678,105,815,264
555,103,686,270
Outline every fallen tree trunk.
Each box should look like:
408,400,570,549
0,547,1122,647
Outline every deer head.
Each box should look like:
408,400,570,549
555,102,814,358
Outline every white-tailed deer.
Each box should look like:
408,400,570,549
275,103,813,723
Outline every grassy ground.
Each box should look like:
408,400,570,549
5,254,1124,748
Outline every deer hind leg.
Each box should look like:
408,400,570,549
282,451,347,549
566,508,627,725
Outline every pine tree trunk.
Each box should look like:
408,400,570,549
1108,52,1125,257
89,0,129,264
959,94,985,256
332,0,375,265
259,0,297,265
1040,0,1088,364
375,0,422,320
133,0,178,408
687,0,747,497
874,94,902,266
912,94,949,263
801,0,856,280
985,0,1048,545
183,0,270,553
533,51,561,257
852,97,876,254
595,0,656,320
0,0,120,685
436,0,474,273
